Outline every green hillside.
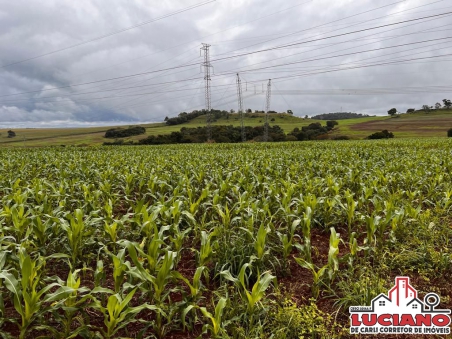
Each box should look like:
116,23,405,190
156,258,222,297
1,110,452,147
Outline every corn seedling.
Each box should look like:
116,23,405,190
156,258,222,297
221,262,276,313
200,297,227,338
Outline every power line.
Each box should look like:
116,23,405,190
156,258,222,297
214,37,452,76
212,0,410,58
3,8,447,101
210,11,452,63
271,53,452,83
4,38,451,107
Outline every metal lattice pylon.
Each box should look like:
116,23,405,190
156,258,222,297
264,79,272,142
200,43,213,141
236,73,246,142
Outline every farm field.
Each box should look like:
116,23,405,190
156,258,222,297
341,111,452,138
0,139,452,338
1,111,452,147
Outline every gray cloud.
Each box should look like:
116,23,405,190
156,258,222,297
1,0,452,127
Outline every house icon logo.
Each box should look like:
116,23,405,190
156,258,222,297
349,276,451,335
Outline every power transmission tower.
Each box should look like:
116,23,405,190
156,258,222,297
236,73,246,142
264,79,272,142
200,43,213,141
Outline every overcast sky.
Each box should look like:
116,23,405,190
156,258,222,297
1,0,452,127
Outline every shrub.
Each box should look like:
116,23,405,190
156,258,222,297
448,128,452,137
332,135,350,140
288,122,333,141
104,126,145,138
326,120,339,130
7,130,16,138
367,130,394,139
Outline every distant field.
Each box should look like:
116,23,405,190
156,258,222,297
1,110,452,147
337,110,452,138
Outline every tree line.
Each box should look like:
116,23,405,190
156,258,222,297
103,121,339,146
311,112,372,120
388,99,452,115
164,109,230,126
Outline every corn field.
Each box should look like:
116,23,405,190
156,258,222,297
0,139,451,338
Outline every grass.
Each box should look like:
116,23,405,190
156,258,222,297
1,110,452,147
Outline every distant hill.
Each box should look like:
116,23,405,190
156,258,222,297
1,110,452,147
312,112,373,120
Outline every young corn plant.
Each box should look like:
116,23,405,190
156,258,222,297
46,270,91,339
197,229,217,267
31,216,51,250
121,224,167,275
254,223,270,261
104,220,119,245
91,288,160,339
0,204,32,241
60,209,90,265
364,213,381,254
339,189,357,235
173,266,206,301
200,297,228,338
295,227,341,299
126,247,177,338
327,227,341,282
221,262,276,314
169,224,191,265
0,251,72,339
295,260,325,300
94,259,106,288
295,207,313,264
108,248,128,293
347,232,360,271
277,219,301,259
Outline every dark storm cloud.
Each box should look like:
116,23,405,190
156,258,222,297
0,0,451,127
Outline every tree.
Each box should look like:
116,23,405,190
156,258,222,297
326,120,339,130
304,115,309,119
287,109,293,114
448,128,452,137
435,102,442,110
164,116,169,121
387,108,397,116
246,108,252,113
367,130,394,139
443,99,451,109
422,105,431,113
7,130,16,138
406,108,415,113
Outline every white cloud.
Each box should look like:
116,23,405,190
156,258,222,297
0,0,451,125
